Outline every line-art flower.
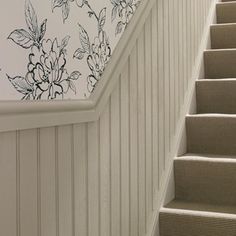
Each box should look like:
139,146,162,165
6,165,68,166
52,0,85,22
73,2,111,93
7,0,81,100
111,0,140,35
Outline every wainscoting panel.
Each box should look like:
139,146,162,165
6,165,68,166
0,0,216,236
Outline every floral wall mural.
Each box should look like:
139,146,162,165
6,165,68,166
0,0,140,100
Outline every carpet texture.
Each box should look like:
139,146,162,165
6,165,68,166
159,1,236,235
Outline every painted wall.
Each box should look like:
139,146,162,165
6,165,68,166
0,1,215,236
0,0,140,100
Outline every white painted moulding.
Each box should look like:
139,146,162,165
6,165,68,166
0,0,156,132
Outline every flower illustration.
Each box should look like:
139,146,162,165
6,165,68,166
25,38,80,99
87,31,111,92
111,0,140,35
7,0,81,100
73,2,111,93
52,0,86,22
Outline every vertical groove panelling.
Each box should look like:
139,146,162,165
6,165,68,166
120,61,130,236
0,1,215,236
179,0,184,107
164,0,170,162
186,0,191,89
137,29,146,236
151,2,159,208
145,14,153,228
99,102,111,236
183,0,188,93
73,124,88,236
0,132,17,236
37,129,41,236
57,126,72,236
169,0,175,141
110,83,121,236
157,0,165,183
87,122,100,236
19,129,38,236
16,131,20,236
129,44,139,236
40,127,57,236
174,0,180,121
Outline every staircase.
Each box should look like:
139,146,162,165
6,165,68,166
159,1,236,235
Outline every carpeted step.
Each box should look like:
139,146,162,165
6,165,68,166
186,114,236,155
217,2,236,24
204,49,236,78
196,79,236,114
159,201,236,236
211,23,236,49
175,155,236,205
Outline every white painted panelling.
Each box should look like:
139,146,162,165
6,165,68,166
0,1,216,236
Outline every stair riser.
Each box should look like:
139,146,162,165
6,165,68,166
175,159,236,205
204,50,236,79
196,80,236,114
160,212,236,236
211,24,236,49
217,3,236,23
187,116,236,156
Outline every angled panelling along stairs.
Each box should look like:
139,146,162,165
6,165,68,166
159,1,236,235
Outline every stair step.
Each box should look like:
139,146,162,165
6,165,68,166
175,155,236,205
211,23,236,49
217,2,236,24
159,201,236,236
186,114,236,155
204,49,236,79
196,79,236,114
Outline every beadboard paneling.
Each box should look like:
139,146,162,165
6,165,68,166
0,1,215,236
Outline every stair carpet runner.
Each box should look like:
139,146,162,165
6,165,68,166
159,1,236,235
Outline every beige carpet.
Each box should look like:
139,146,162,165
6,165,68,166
159,1,236,235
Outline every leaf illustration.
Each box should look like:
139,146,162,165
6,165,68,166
52,0,64,9
70,71,81,80
39,19,47,41
60,35,70,51
73,48,85,60
78,24,90,53
7,75,33,95
99,8,106,29
111,6,118,22
62,2,70,22
8,29,35,49
68,80,76,93
115,21,123,35
25,0,38,37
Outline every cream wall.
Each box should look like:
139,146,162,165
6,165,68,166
0,0,215,236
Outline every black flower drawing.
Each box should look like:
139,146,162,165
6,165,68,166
111,0,140,35
52,0,85,23
7,0,81,100
73,2,111,92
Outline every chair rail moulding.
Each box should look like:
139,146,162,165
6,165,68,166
0,0,155,132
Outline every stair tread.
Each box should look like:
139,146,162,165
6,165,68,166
175,154,236,205
211,23,236,49
164,200,236,216
216,2,236,24
204,49,236,79
186,114,236,156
